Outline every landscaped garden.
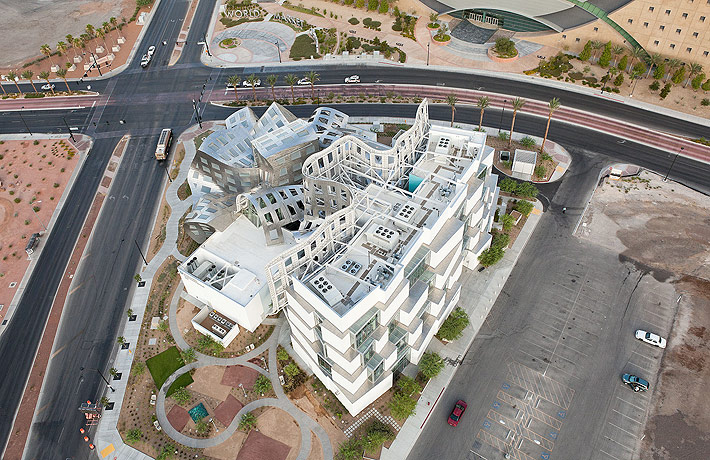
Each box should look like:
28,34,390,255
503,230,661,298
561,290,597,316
289,34,320,60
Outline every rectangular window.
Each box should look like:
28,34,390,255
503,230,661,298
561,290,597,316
704,51,709,57
575,38,580,42
649,6,654,11
701,16,706,22
677,28,682,33
665,9,671,14
660,25,665,30
687,47,692,52
562,34,566,39
644,22,649,27
670,43,676,49
693,32,699,37
627,19,633,24
654,40,660,45
593,27,599,32
682,13,688,18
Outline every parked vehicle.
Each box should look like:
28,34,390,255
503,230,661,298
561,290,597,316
140,54,151,68
635,330,667,348
344,75,360,83
242,79,261,87
147,45,156,56
41,83,55,90
297,78,311,86
622,373,649,392
447,400,467,426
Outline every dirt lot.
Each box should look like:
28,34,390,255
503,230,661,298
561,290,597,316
577,170,710,459
0,138,83,321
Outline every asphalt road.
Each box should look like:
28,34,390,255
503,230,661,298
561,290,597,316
0,0,709,458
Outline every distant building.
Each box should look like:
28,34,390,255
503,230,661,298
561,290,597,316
178,100,499,415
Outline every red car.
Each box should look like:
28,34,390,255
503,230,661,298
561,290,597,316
447,400,467,426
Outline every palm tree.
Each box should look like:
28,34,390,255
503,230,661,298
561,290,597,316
97,29,109,53
645,53,663,78
55,67,72,94
611,44,625,67
666,58,683,81
22,70,38,93
686,62,703,87
103,22,114,47
72,38,84,61
476,96,490,131
508,97,526,148
541,98,561,154
85,24,95,39
267,75,278,101
590,40,604,61
246,74,259,101
285,73,298,103
65,34,75,49
39,71,54,95
305,71,320,99
7,71,22,95
40,44,56,67
446,94,457,126
0,80,5,96
227,75,241,102
630,46,645,70
57,41,68,59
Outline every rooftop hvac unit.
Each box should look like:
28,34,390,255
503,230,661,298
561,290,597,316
366,224,400,251
309,274,344,306
341,259,353,271
394,202,417,225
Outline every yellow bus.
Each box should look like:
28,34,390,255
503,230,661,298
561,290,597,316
155,128,172,160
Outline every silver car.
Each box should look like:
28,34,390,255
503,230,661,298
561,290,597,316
635,330,667,348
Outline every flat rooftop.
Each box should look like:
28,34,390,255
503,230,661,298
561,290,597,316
180,214,299,305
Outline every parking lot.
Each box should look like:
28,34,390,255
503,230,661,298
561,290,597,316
468,250,677,460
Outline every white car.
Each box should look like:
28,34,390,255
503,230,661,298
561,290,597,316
297,77,311,86
635,330,667,348
344,75,360,83
41,83,55,90
147,45,156,56
140,54,151,68
242,79,261,87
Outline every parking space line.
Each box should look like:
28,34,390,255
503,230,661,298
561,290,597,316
539,308,573,324
616,396,647,412
555,339,590,358
530,320,564,336
631,350,657,361
560,331,596,348
612,409,643,424
607,421,638,437
627,360,651,372
599,449,624,460
638,317,664,331
544,360,583,383
517,347,546,363
643,307,669,320
604,435,634,452
522,337,556,356
550,281,579,295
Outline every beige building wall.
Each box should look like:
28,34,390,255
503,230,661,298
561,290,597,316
518,0,710,68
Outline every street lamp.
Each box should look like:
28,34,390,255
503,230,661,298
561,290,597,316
203,33,212,57
498,99,507,131
31,200,47,231
62,117,76,141
275,41,281,63
663,146,684,182
238,383,247,398
80,366,115,392
19,106,32,136
426,42,430,66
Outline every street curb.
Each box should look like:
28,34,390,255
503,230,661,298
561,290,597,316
0,133,93,338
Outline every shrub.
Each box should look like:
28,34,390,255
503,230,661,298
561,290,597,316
53,182,59,188
598,42,612,68
691,73,705,90
613,74,624,86
498,131,509,141
653,63,665,80
534,164,547,179
362,420,395,454
514,199,534,216
617,55,628,71
419,352,444,380
493,37,517,58
239,412,257,432
515,182,539,198
254,374,272,394
578,41,592,61
671,66,685,85
397,376,421,396
338,438,363,460
649,80,660,91
125,428,142,444
284,363,300,378
348,17,359,25
701,98,710,106
437,307,469,341
277,348,289,362
501,213,515,231
171,387,191,405
702,79,710,91
520,136,536,148
196,419,209,434
289,34,319,60
660,83,672,99
14,198,21,203
478,246,505,267
33,140,39,145
378,0,389,14
541,152,552,162
367,0,377,10
180,348,196,363
491,232,510,249
389,392,417,419
499,177,518,193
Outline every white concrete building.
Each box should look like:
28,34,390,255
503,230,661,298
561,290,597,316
178,100,499,414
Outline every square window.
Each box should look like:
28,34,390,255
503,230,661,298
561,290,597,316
627,19,633,24
594,27,599,32
670,43,676,49
649,6,654,11
654,40,660,45
562,34,566,39
704,51,709,56
677,28,682,33
682,13,688,18
660,25,665,30
687,47,692,52
693,32,699,37
665,9,671,14
644,22,649,27
701,16,706,22
575,37,580,42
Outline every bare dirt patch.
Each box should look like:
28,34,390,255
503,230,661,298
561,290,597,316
0,138,83,321
147,189,170,262
577,169,710,459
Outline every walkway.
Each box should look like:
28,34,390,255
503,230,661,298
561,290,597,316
94,122,333,460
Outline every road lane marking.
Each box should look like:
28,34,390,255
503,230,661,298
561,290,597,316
604,435,634,451
612,409,643,424
607,421,637,437
616,396,647,412
599,449,624,460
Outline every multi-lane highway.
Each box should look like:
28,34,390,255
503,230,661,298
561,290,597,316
0,0,709,459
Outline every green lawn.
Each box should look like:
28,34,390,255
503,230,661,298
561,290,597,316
146,346,188,390
290,34,320,60
166,372,194,396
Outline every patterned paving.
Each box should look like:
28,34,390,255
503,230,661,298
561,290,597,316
344,407,400,438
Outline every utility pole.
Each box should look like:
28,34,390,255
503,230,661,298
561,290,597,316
63,117,76,141
31,200,47,231
203,33,212,57
164,163,173,183
426,42,430,66
19,106,32,136
90,52,102,76
275,41,281,63
134,239,148,265
498,99,507,131
663,146,683,182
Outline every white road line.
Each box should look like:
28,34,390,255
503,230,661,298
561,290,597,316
539,307,571,323
517,347,546,363
630,350,657,361
612,409,643,424
555,339,590,358
607,421,638,437
627,361,651,372
643,308,669,320
604,435,634,452
638,317,664,330
522,337,556,355
560,331,596,348
599,449,624,460
616,396,647,412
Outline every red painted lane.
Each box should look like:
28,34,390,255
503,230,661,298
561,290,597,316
0,94,101,111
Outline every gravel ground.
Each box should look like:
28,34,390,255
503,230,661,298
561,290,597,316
578,170,710,459
0,0,133,67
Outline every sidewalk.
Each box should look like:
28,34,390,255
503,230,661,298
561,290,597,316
381,199,544,460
